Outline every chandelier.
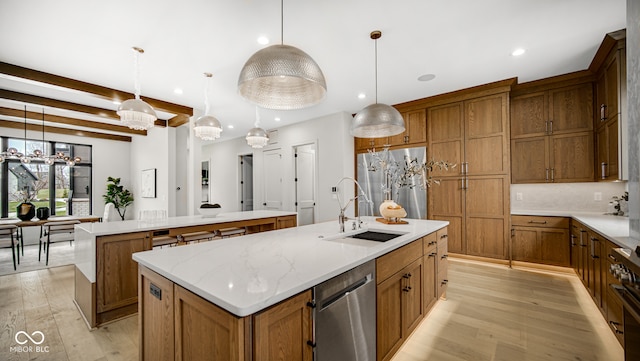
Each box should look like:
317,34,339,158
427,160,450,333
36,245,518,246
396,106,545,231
237,0,326,110
246,107,269,149
117,47,157,131
352,30,405,138
0,107,80,166
194,73,223,141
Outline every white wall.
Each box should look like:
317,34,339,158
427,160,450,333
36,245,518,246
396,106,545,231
511,182,627,213
202,111,355,223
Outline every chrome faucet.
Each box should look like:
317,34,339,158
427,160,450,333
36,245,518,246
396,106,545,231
335,177,372,232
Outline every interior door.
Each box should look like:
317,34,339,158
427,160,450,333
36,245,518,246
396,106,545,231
263,149,282,210
240,155,254,211
294,143,317,225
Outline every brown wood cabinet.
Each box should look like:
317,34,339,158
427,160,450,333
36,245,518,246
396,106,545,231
594,34,626,181
510,83,594,183
376,239,424,361
436,227,449,299
388,109,427,146
511,215,570,267
276,215,297,229
355,136,388,152
140,265,311,361
428,92,510,260
423,233,438,312
254,290,313,361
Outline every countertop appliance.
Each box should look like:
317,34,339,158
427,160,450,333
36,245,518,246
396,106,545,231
313,260,376,361
611,247,640,361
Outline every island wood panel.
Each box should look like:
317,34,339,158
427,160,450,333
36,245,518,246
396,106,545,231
174,285,248,361
96,231,151,314
139,266,174,361
276,215,297,229
403,258,424,336
253,290,312,361
377,267,407,361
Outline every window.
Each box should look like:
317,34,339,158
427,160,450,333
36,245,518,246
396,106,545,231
1,137,92,218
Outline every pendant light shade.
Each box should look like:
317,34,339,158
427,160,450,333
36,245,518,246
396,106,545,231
118,47,157,131
237,0,326,110
194,73,223,141
352,103,405,138
351,30,405,138
246,107,269,148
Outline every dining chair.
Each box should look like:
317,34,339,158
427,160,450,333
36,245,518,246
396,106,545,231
0,225,19,270
39,220,80,266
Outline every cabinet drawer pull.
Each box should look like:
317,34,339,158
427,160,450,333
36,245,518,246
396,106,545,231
609,321,623,334
527,220,547,224
549,120,553,134
600,104,607,121
428,241,437,246
402,286,411,292
307,340,317,347
545,168,550,181
440,234,448,239
601,162,608,179
441,279,449,285
441,254,448,259
403,273,412,279
428,252,437,257
608,254,618,262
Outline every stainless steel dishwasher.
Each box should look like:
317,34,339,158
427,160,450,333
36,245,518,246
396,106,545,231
313,260,376,361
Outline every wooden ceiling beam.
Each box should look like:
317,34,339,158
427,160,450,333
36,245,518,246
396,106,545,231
0,119,132,142
0,89,167,127
0,107,146,135
0,62,193,117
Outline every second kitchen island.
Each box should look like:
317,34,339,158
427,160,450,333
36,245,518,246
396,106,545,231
133,217,449,361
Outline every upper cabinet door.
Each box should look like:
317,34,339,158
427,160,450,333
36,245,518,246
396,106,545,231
548,83,593,134
464,93,509,176
428,102,464,178
511,92,547,138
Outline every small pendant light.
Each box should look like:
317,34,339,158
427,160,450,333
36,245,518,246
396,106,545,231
246,107,269,149
351,31,405,138
194,73,223,141
118,47,158,131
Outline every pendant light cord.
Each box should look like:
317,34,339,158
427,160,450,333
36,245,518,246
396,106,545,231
204,73,212,115
23,105,27,151
280,0,284,45
374,37,378,104
42,109,45,154
132,47,143,100
255,106,261,128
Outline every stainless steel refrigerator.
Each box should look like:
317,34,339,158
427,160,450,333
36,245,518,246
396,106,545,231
356,146,427,219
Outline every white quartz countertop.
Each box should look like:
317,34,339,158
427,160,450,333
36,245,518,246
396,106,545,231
76,210,296,236
133,217,448,317
511,209,634,249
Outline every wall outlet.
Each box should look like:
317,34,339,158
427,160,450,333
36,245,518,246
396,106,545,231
516,192,523,201
594,192,602,201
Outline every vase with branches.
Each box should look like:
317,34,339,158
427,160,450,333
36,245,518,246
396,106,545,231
103,177,134,221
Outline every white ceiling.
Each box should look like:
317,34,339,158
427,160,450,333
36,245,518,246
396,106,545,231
0,0,627,141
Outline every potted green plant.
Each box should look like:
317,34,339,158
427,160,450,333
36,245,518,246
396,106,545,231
102,177,134,221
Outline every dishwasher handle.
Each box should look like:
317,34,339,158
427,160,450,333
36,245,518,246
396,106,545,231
318,274,373,311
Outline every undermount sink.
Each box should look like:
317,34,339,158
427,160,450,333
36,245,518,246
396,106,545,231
348,231,403,242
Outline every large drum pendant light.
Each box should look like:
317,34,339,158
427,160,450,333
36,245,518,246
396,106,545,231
118,47,157,131
237,0,326,110
351,31,405,138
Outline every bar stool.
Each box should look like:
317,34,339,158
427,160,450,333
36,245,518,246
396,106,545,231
0,225,19,271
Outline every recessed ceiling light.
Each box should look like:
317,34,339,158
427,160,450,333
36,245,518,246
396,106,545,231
257,36,269,45
227,125,234,129
357,93,366,99
174,88,183,95
511,48,526,56
417,74,436,82
274,117,281,122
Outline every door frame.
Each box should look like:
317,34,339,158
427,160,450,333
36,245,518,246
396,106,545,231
292,140,319,225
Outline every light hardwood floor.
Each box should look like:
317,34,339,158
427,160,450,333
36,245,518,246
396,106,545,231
0,259,623,361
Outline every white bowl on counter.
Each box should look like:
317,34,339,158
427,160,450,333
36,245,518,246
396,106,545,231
198,207,222,217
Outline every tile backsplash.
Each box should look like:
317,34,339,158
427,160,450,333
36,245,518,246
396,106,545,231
511,182,628,213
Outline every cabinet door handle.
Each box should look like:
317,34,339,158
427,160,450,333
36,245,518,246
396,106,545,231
550,168,555,182
307,340,317,347
527,220,547,224
461,178,465,190
608,254,618,262
440,234,448,239
549,120,553,134
609,321,623,334
441,254,448,259
545,168,549,182
403,286,411,292
601,162,608,179
428,252,437,257
403,273,411,279
601,104,607,121
545,120,549,134
441,279,449,285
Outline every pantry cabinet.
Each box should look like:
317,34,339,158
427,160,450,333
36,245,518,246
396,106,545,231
428,91,510,260
510,82,594,183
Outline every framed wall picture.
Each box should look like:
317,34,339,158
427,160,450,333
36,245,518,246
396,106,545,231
141,168,157,198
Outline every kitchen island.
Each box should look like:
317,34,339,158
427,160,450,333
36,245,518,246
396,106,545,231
133,217,449,361
73,210,297,328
